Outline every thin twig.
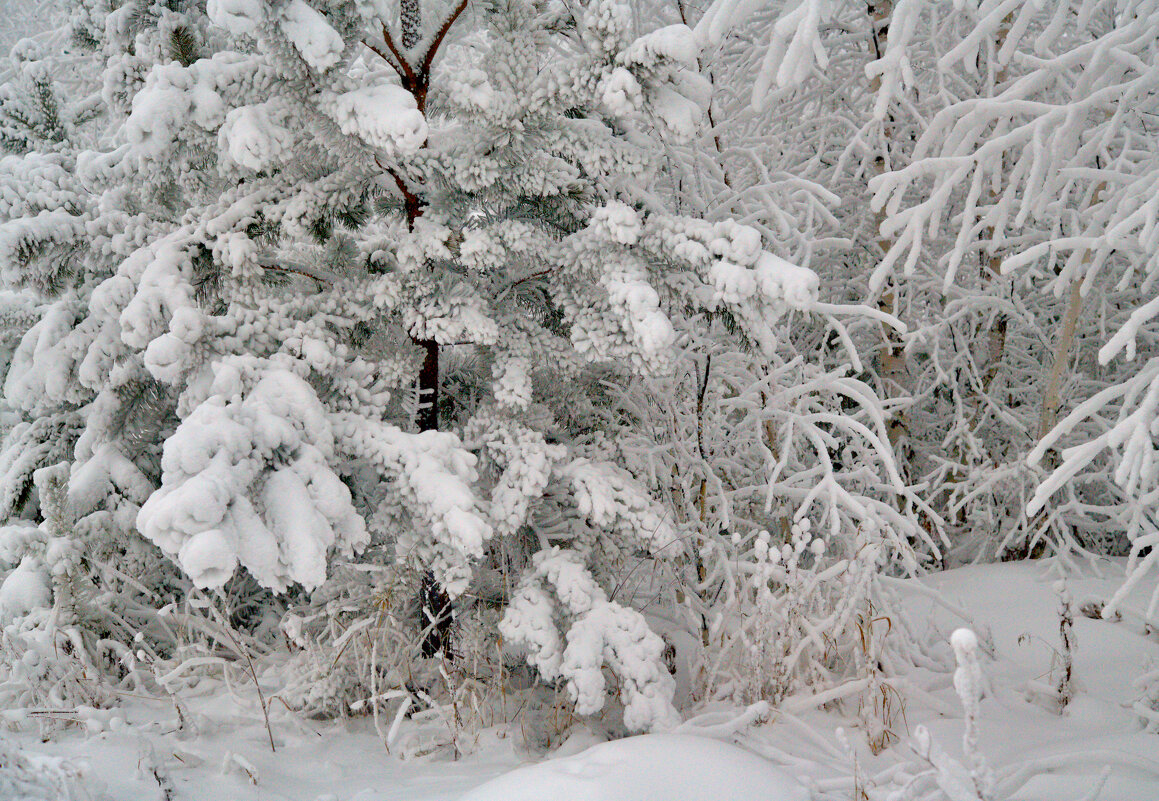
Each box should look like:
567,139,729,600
362,38,406,80
205,597,277,753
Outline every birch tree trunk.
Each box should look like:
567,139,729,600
975,13,1015,402
1037,278,1084,444
1036,182,1106,451
868,0,909,454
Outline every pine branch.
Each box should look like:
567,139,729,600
361,38,408,82
380,22,418,88
420,0,470,76
375,155,424,227
255,255,340,285
496,269,554,302
168,25,199,67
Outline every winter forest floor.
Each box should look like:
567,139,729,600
5,559,1158,801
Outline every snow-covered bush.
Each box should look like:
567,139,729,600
839,628,995,801
0,467,119,717
607,3,950,717
609,341,945,741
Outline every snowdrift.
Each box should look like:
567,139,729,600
459,734,808,801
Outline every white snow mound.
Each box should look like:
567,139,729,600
0,557,51,623
459,734,808,801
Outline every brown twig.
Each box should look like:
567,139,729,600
375,155,424,229
362,38,407,81
421,0,470,76
381,22,418,88
498,268,554,298
205,599,277,753
258,261,335,285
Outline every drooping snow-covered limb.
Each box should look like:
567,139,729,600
500,548,680,732
699,0,922,448
335,412,492,598
671,700,769,736
137,362,371,592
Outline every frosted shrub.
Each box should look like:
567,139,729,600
842,628,995,801
273,569,411,720
613,342,942,728
706,517,926,720
0,468,116,717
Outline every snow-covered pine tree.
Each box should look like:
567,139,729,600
0,26,99,524
0,0,838,732
0,20,142,716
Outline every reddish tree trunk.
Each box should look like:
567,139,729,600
365,0,472,658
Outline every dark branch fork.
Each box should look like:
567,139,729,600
420,0,470,79
363,0,472,212
362,0,470,112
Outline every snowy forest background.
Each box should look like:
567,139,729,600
0,0,1157,799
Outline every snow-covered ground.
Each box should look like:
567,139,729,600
5,559,1157,800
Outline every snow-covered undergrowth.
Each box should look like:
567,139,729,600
3,560,1156,801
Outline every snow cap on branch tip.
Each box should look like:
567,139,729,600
220,104,295,173
621,25,700,71
327,84,428,155
207,0,265,37
591,200,642,245
951,627,978,657
279,0,345,71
